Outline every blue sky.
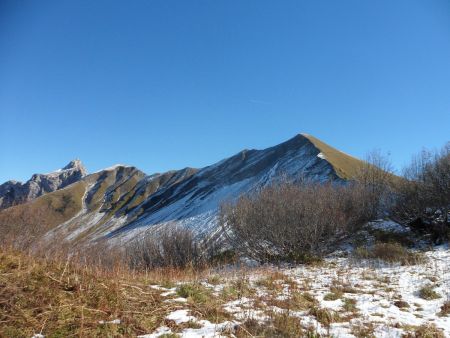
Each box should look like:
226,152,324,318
1,0,449,182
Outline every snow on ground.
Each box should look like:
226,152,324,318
137,244,450,337
282,246,450,337
166,310,196,324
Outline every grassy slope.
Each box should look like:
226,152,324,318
0,181,86,239
302,133,365,179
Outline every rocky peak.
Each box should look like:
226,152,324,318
63,159,86,172
0,159,88,210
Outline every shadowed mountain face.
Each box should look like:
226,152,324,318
0,134,365,245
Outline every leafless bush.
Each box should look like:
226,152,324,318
393,142,450,243
355,149,395,217
126,225,203,269
220,181,373,262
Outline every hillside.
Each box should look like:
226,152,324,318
0,134,367,246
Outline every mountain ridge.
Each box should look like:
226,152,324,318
0,133,366,245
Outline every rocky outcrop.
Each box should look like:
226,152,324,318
0,159,87,209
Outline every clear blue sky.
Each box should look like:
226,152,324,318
1,0,449,182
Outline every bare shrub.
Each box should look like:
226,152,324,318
393,142,450,243
220,181,373,262
355,149,395,217
126,225,203,269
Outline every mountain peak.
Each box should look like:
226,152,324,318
0,159,88,210
63,159,86,174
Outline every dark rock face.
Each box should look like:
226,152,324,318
0,159,87,209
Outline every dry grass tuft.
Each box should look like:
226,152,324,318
309,306,340,327
394,300,410,308
418,285,441,300
234,312,319,337
354,243,424,265
351,321,375,338
403,323,445,338
439,300,450,316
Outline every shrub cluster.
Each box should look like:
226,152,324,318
125,225,204,269
393,142,450,243
220,181,374,262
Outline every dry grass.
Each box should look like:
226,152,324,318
235,311,320,337
354,243,425,265
418,285,441,300
0,181,86,248
0,247,205,337
255,271,289,291
265,290,318,312
394,300,410,308
403,323,445,338
342,298,358,313
439,300,450,316
220,277,254,301
309,306,341,328
351,321,375,338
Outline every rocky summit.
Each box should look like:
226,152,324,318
0,159,87,210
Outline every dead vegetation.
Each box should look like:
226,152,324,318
221,180,374,263
418,284,441,300
0,248,179,337
403,323,445,338
439,300,450,316
126,225,204,269
354,243,425,265
234,312,319,338
393,142,450,245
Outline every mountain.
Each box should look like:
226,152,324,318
0,160,87,210
0,134,366,245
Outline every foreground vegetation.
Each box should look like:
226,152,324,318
0,247,204,337
1,239,449,337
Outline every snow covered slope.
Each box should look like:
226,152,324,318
0,134,366,244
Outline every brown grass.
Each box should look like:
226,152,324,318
0,247,205,337
354,243,425,265
234,311,319,337
418,285,441,300
403,323,445,338
439,300,450,316
0,181,86,248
